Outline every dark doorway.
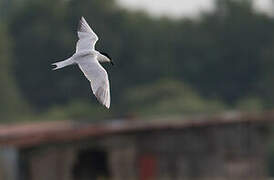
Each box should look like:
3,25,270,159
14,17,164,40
73,149,109,180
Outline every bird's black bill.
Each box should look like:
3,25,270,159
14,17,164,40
110,61,114,66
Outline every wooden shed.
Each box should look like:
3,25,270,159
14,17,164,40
0,111,274,180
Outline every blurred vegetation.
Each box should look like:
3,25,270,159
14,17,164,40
0,0,273,121
0,25,29,122
124,79,227,116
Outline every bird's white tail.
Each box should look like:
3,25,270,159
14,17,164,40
51,58,74,70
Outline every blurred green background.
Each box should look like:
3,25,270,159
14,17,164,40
0,0,273,122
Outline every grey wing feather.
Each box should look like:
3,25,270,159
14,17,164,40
76,17,99,52
77,55,110,108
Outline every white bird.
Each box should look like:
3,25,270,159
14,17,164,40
52,17,114,109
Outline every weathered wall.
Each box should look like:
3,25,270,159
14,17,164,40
0,147,19,180
132,123,268,180
0,122,269,180
104,136,138,180
26,146,75,180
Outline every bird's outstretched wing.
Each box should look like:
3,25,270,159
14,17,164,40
76,17,99,53
77,55,110,108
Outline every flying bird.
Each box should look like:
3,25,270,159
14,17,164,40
52,17,114,108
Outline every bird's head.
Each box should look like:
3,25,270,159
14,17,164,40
99,51,114,66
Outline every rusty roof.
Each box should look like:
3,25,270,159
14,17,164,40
0,111,274,148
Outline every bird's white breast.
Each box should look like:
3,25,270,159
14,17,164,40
73,50,97,62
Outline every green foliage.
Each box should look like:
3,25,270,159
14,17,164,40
175,0,274,104
0,0,273,120
236,97,264,112
41,100,114,121
0,25,29,121
123,79,227,116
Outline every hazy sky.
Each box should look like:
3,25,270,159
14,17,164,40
116,0,274,18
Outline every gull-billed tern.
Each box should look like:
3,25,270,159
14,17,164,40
52,17,114,108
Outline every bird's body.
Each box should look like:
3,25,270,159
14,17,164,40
52,17,113,108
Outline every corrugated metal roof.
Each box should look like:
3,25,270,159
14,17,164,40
0,111,274,148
